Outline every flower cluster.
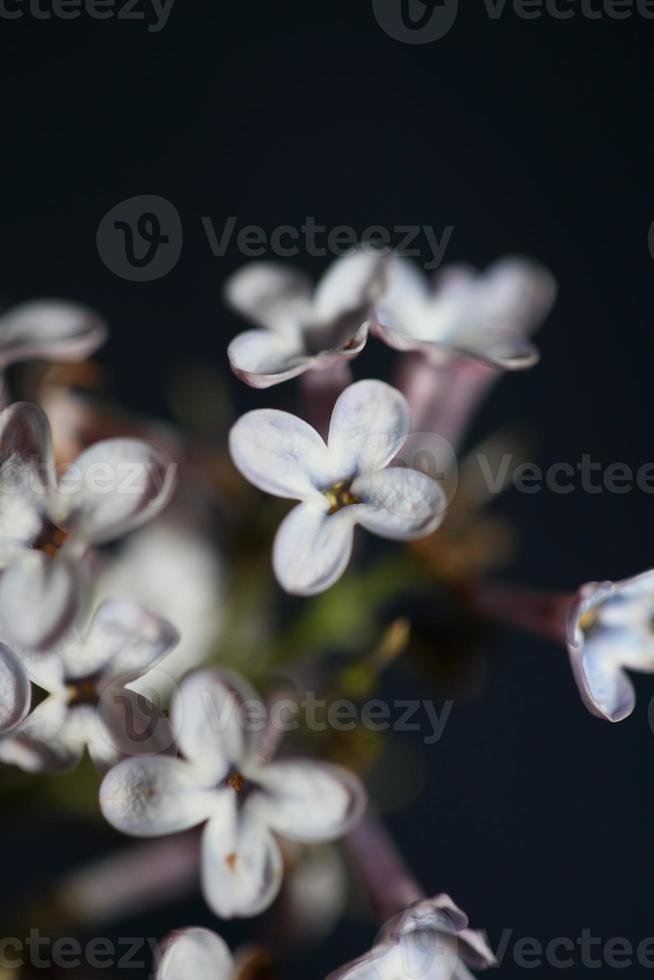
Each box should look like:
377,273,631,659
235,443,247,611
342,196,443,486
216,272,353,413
0,246,644,979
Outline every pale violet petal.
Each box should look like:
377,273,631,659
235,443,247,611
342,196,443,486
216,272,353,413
57,439,176,544
0,401,55,494
313,249,387,324
327,381,411,477
352,468,446,541
100,756,218,837
569,633,636,723
224,262,312,332
229,410,331,500
171,668,262,781
201,791,284,918
0,696,83,773
0,643,31,733
157,929,234,980
0,300,107,367
94,685,176,771
256,760,366,842
58,597,179,683
227,329,310,388
273,502,355,596
0,551,81,650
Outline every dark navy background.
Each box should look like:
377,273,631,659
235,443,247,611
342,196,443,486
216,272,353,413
1,2,654,976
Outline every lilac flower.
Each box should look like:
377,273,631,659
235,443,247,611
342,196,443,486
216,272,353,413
0,644,31,735
0,402,176,650
373,256,556,370
229,380,446,595
157,928,235,980
0,299,107,375
100,667,366,919
0,598,178,773
567,569,654,723
225,251,386,388
328,894,496,980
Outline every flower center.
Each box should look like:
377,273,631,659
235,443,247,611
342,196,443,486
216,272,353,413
33,517,69,560
66,677,99,707
324,481,359,516
227,770,246,793
579,608,599,634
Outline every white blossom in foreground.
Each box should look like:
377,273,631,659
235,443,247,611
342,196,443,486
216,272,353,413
329,894,496,980
0,299,107,372
567,569,654,723
225,250,386,388
100,668,366,918
157,929,235,980
0,598,178,773
97,518,224,697
229,380,446,595
0,643,31,734
373,256,556,370
0,402,176,650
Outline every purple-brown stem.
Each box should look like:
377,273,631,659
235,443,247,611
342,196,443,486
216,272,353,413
468,580,574,645
300,361,353,440
347,814,424,923
396,352,498,449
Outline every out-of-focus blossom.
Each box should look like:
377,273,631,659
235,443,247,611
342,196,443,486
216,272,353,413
567,569,654,723
100,667,366,918
0,643,31,734
374,256,556,370
0,598,178,773
229,380,446,595
157,928,235,980
96,518,224,697
226,251,386,388
0,402,176,650
328,894,495,980
0,299,107,371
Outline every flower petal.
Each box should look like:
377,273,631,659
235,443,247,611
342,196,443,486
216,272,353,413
100,756,217,837
201,792,284,918
229,410,331,500
171,667,262,781
327,381,410,477
58,597,179,683
0,551,81,650
256,760,366,842
227,329,310,388
94,685,176,772
0,300,107,368
352,467,446,541
57,439,176,544
568,633,636,723
313,249,387,324
0,643,31,733
0,696,83,773
273,502,355,596
158,929,234,980
225,262,312,331
0,403,56,543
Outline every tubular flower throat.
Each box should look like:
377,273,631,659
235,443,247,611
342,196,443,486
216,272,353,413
324,481,359,516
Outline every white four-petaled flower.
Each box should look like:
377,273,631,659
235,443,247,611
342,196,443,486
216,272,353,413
328,894,496,980
225,251,386,388
100,667,366,918
373,256,556,370
229,380,446,595
0,597,178,773
567,569,654,723
0,401,176,649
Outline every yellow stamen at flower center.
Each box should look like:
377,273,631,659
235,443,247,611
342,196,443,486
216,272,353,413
579,609,599,633
228,771,246,793
67,677,98,707
324,481,359,516
34,520,69,560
